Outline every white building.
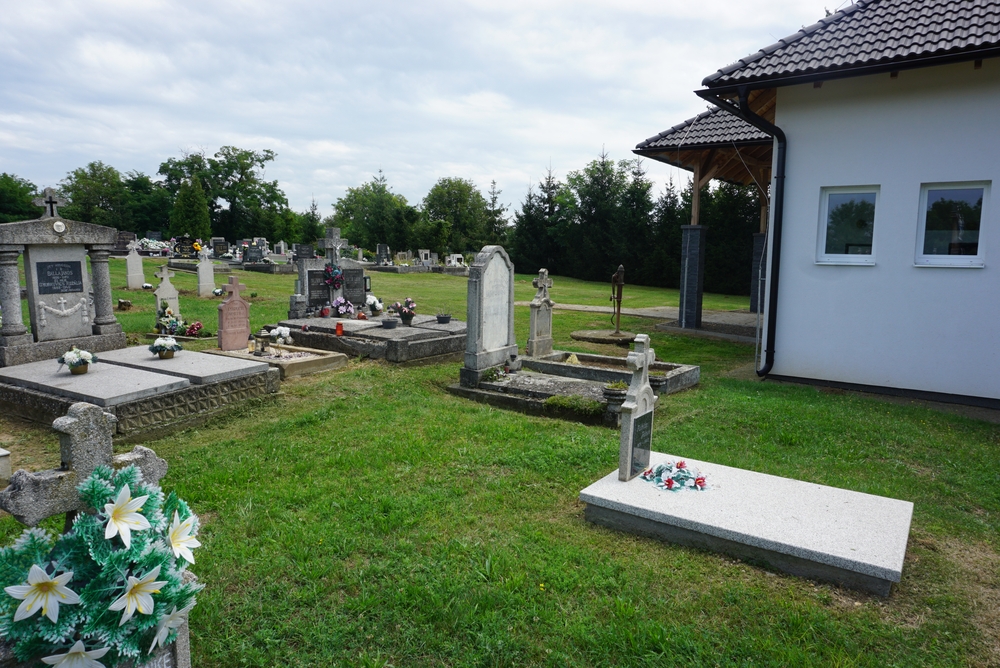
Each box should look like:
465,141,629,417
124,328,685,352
647,0,1000,406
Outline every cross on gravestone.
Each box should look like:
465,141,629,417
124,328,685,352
32,188,67,219
218,276,251,351
318,227,349,260
223,275,246,300
526,268,555,357
618,334,658,481
153,265,180,321
0,403,168,527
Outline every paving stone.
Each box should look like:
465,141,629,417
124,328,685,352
0,358,189,406
99,346,269,384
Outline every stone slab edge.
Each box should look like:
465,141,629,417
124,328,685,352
0,333,127,367
446,384,605,426
204,347,349,379
522,357,699,393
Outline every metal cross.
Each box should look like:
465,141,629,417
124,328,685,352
32,188,68,219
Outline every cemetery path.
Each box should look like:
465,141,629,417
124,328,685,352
514,302,758,327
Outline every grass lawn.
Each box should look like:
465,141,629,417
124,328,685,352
1,258,997,666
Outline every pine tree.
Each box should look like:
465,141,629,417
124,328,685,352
169,178,212,240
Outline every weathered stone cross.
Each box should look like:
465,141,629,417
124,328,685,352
223,275,247,301
32,187,67,219
626,334,656,395
0,403,167,527
531,268,554,306
154,265,175,283
318,227,349,260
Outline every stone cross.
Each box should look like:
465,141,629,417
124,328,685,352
618,334,658,481
318,227,349,261
0,403,167,527
532,269,554,303
127,239,141,252
224,275,247,300
32,187,67,219
526,268,555,358
154,265,174,282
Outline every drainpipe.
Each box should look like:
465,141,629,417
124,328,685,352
696,87,785,377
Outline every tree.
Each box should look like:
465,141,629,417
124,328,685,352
331,171,415,252
0,173,41,223
123,171,172,236
510,169,573,274
565,152,628,281
170,179,212,240
422,177,489,253
297,198,325,244
60,162,131,230
484,180,509,246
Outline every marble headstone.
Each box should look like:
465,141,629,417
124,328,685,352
197,249,215,297
126,240,145,290
618,334,658,481
153,265,180,321
460,245,518,387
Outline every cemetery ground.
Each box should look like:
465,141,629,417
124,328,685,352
1,259,998,666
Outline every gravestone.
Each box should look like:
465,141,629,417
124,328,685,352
460,246,519,387
0,403,191,668
306,268,330,307
145,230,163,241
357,248,364,261
125,239,145,290
618,334,658,481
394,251,413,264
114,230,136,254
418,249,431,266
317,227,348,261
376,244,391,265
253,237,269,251
526,268,554,357
430,252,439,266
211,237,229,256
218,276,251,351
173,236,196,260
445,253,464,267
197,249,215,298
244,246,264,264
342,267,366,309
0,198,125,367
274,240,288,256
294,243,315,261
153,266,180,321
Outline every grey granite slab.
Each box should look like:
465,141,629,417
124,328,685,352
482,371,606,402
415,319,468,334
0,359,189,407
280,318,380,334
580,452,913,584
99,346,269,384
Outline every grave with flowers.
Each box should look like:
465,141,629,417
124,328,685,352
579,335,915,596
0,402,201,667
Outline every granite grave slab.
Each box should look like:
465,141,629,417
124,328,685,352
100,347,269,384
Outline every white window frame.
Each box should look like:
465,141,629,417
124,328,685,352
914,181,990,268
815,185,879,265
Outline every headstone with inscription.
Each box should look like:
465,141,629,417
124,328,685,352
0,193,125,367
376,244,391,266
294,243,315,261
526,268,554,357
153,266,180,321
317,227,349,261
211,237,229,256
418,249,431,266
244,246,264,264
126,240,145,290
145,230,163,241
253,237,269,252
274,240,288,256
460,246,519,387
218,276,251,351
197,249,215,298
173,236,196,259
114,230,136,254
306,269,330,307
445,253,464,267
618,334,658,481
342,267,366,309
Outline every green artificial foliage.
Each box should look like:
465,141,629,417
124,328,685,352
170,178,212,241
0,466,201,666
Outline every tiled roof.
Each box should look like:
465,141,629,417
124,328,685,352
635,106,770,150
703,0,1000,88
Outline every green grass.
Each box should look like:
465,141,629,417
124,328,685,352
1,257,997,666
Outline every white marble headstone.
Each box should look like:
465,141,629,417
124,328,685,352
126,241,145,290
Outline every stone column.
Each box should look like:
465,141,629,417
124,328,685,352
0,246,31,344
678,225,706,329
750,232,767,314
87,246,122,333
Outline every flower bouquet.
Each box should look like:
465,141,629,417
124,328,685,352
332,297,355,317
640,460,708,492
184,321,203,338
391,298,416,317
323,263,344,289
57,347,97,375
149,337,183,359
366,294,384,316
156,301,185,336
0,465,202,667
269,326,294,345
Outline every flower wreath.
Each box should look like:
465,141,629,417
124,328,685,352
323,264,343,289
640,460,709,492
0,465,202,667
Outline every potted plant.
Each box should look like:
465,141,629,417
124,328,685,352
57,347,98,375
332,297,355,318
436,312,452,324
366,294,384,316
149,336,183,359
391,298,417,325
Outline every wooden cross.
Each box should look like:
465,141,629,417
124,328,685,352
32,187,67,219
531,268,554,306
0,403,167,527
223,275,247,301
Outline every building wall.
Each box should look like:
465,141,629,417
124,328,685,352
765,58,999,400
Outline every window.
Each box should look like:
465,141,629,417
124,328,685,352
915,182,989,267
816,186,878,264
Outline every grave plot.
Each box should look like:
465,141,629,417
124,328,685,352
448,262,698,426
205,344,348,379
578,338,914,596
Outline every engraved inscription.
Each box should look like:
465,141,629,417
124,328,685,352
36,261,84,295
630,411,653,477
307,270,329,306
481,258,509,351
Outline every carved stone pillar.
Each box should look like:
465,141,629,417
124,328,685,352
87,246,121,333
0,247,31,344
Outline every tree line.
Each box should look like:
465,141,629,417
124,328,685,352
1,149,762,294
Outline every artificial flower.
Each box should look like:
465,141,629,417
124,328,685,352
40,640,109,667
103,484,151,549
108,565,167,626
676,461,687,469
4,564,80,623
695,476,706,489
665,477,675,489
148,601,195,654
168,511,201,564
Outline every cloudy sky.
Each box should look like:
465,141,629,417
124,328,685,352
0,0,830,215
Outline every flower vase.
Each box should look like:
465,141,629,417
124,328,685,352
69,364,88,375
158,350,175,360
401,314,414,326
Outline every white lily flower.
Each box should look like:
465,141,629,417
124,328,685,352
168,511,201,564
41,640,109,667
148,601,195,654
103,484,151,549
108,565,168,626
4,564,80,623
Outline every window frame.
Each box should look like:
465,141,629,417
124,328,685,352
914,181,990,268
815,185,880,265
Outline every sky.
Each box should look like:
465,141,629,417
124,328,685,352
0,0,833,216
